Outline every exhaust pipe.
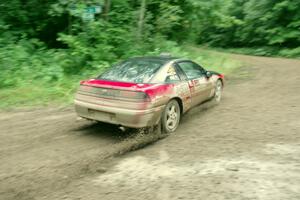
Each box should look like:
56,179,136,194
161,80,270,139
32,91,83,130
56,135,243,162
76,117,83,121
118,126,126,132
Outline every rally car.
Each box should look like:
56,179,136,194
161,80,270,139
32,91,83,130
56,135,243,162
74,56,224,133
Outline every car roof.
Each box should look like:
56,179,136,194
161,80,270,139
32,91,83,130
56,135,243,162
128,56,180,63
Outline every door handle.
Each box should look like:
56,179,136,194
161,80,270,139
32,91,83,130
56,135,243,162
188,81,194,88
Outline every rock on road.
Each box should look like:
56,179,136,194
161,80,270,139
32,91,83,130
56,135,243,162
0,54,300,200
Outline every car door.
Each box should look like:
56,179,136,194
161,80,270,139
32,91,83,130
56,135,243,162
176,61,212,106
165,64,192,112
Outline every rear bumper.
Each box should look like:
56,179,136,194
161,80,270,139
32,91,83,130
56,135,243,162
74,100,164,128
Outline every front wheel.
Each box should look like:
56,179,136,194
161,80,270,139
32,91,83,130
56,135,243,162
213,79,223,103
161,100,181,134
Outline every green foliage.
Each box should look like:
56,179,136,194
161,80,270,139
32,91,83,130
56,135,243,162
0,45,241,109
279,47,300,58
0,39,61,88
0,0,299,108
190,0,300,51
154,2,183,35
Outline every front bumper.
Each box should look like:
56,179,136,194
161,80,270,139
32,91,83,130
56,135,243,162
74,99,164,128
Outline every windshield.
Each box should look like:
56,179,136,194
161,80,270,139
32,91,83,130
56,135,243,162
98,59,165,83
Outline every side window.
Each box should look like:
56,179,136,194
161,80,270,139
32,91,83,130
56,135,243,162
177,61,205,79
165,65,180,83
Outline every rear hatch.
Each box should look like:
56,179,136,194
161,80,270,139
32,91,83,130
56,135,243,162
75,79,152,110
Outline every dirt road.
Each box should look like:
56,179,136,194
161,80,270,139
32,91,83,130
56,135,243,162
1,54,300,200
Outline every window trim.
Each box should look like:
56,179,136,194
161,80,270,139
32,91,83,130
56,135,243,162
164,64,181,83
175,60,206,80
173,63,188,81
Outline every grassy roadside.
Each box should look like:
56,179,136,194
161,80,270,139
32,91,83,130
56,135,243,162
0,46,242,110
182,46,242,76
200,46,300,59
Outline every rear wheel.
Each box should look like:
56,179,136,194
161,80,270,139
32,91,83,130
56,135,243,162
161,100,181,134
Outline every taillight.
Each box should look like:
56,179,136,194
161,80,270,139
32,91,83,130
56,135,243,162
119,91,150,102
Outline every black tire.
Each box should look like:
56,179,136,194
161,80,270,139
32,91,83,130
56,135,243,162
161,99,181,134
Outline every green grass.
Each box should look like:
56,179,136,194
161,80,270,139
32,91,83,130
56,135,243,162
0,77,80,110
0,46,242,110
205,46,300,59
183,46,242,76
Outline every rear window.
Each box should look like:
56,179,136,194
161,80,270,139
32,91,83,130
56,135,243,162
98,59,164,83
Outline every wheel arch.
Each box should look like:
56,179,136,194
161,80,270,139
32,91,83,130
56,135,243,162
170,97,183,115
217,76,224,86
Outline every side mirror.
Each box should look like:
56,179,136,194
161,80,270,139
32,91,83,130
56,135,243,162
205,71,212,78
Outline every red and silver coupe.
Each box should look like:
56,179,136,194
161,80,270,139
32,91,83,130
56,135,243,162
75,56,224,133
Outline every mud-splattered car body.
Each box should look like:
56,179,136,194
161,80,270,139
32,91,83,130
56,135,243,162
74,56,224,129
